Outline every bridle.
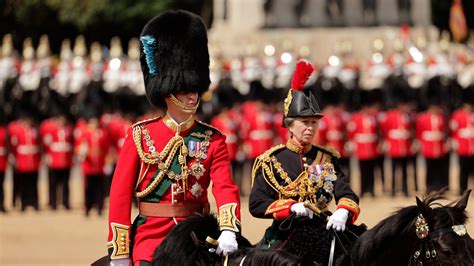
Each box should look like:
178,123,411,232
409,214,468,266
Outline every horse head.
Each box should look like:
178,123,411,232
412,189,473,266
349,188,473,266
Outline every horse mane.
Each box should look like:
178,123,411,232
152,213,253,265
152,213,222,265
352,189,468,263
228,248,303,266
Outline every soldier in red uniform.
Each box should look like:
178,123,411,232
416,84,449,192
107,11,241,265
211,84,243,189
314,81,352,179
380,85,414,197
40,101,74,210
76,107,111,216
7,104,41,211
450,86,474,195
347,90,380,197
0,112,7,212
240,81,274,195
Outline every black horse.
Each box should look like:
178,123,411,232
152,213,306,265
152,189,473,266
339,188,473,265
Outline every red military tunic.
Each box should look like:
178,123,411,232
7,121,40,173
347,112,379,160
0,126,6,172
274,112,289,145
107,116,241,264
210,110,239,161
380,109,413,158
416,112,448,159
450,108,474,156
315,110,349,158
76,124,111,176
108,115,132,155
40,119,73,170
240,102,274,160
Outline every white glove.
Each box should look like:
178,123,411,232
290,202,314,219
326,208,349,232
110,258,131,266
216,230,238,255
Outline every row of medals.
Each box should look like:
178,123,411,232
144,128,212,198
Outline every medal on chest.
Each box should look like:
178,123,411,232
188,130,212,180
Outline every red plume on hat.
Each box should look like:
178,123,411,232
291,60,314,91
283,60,322,124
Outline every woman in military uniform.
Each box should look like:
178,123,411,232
249,61,360,257
107,11,241,266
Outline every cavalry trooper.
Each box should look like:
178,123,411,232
107,10,241,265
51,39,73,98
69,35,90,118
18,38,41,114
249,61,360,260
0,34,20,122
36,34,54,120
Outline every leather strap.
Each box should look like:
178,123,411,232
139,201,210,217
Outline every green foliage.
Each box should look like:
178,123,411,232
7,0,177,30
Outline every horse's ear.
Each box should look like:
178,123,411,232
416,196,434,220
454,189,471,211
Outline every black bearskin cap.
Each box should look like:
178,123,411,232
140,10,210,108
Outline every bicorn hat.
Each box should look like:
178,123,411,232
283,60,322,125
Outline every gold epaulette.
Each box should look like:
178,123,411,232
251,144,286,187
196,120,222,135
314,144,341,159
131,116,161,128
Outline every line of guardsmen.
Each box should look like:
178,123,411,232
1,30,473,213
0,34,154,214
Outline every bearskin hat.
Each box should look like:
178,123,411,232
140,10,210,108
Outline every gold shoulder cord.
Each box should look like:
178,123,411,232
132,124,185,198
251,144,285,187
254,145,318,203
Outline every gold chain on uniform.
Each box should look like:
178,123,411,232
133,125,187,198
259,154,318,203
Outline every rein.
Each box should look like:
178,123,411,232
409,214,468,266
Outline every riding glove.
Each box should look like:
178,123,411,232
326,208,349,232
216,230,238,255
110,258,131,266
290,202,314,219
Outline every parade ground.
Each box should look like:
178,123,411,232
1,166,473,265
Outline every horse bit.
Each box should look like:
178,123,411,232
409,213,468,266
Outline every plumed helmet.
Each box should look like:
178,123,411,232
139,10,210,108
283,60,322,125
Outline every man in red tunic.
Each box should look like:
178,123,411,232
107,10,241,265
450,86,474,195
0,112,7,213
40,102,74,210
